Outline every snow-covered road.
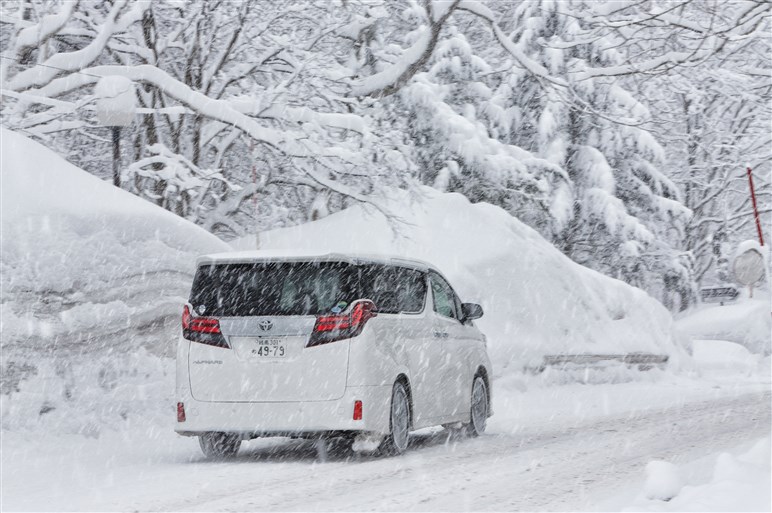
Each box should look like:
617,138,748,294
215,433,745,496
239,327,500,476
156,392,770,512
4,388,768,511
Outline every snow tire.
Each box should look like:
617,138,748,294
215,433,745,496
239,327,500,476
466,375,488,437
380,381,411,456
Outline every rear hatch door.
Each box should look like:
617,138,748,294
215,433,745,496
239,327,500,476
187,261,357,403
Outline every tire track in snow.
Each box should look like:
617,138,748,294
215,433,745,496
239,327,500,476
152,391,770,511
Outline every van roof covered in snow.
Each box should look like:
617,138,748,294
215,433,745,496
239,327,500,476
197,250,438,272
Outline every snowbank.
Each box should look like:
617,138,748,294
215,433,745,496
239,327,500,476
233,188,685,373
0,127,683,435
690,339,768,377
2,348,173,434
621,437,771,512
677,297,771,355
0,128,228,399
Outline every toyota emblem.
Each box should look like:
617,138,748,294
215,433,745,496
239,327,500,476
258,320,273,332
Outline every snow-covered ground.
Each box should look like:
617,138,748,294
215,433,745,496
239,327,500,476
604,435,771,512
2,340,768,511
676,296,771,355
1,129,770,511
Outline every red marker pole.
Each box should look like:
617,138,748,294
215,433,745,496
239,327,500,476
747,167,764,246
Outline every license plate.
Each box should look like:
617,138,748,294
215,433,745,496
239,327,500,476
249,338,287,359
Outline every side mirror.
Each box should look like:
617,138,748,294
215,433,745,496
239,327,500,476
461,303,483,322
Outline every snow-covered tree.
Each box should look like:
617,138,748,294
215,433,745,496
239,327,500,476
399,25,568,234
632,47,772,289
2,0,768,308
483,0,692,300
0,0,395,238
346,0,692,302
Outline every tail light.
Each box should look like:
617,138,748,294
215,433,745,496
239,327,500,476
182,305,229,348
353,400,363,421
307,300,377,347
177,402,186,422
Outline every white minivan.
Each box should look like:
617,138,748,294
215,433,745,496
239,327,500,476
175,252,492,457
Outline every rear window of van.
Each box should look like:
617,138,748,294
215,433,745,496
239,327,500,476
190,262,426,316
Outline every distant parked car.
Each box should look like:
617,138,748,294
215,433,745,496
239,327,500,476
175,252,492,457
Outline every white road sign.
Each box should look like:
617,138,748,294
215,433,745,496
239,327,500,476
732,240,766,286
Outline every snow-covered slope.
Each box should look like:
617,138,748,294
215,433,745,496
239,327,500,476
233,188,686,372
676,297,771,355
0,128,229,359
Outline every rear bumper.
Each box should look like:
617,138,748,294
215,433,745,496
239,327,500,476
175,385,392,437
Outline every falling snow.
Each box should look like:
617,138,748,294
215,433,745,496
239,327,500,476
1,0,770,511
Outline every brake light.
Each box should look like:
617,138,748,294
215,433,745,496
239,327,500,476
189,316,221,334
177,402,186,422
307,300,377,347
182,305,229,348
353,400,363,421
182,305,191,330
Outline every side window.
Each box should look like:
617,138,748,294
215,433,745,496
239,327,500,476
392,268,427,313
430,272,459,320
361,266,427,314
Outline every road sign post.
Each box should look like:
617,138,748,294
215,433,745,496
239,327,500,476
746,167,764,247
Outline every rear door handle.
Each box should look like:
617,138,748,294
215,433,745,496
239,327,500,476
433,331,449,339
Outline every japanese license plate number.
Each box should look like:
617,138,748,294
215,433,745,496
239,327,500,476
250,338,287,358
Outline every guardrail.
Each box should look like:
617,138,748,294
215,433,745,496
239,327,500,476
700,286,739,305
530,353,670,373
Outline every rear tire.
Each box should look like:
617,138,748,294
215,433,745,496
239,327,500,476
380,381,411,455
199,432,241,459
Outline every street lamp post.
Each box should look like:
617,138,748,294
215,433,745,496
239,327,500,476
111,126,121,187
95,76,136,188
